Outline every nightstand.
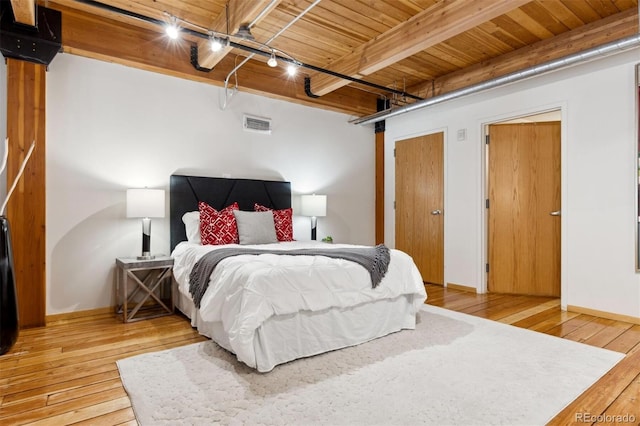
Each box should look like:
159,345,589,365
115,256,174,323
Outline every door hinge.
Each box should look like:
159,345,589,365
486,263,490,273
485,199,489,208
393,148,396,157
393,201,396,209
485,135,490,144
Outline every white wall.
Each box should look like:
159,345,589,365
46,53,374,315
385,48,640,319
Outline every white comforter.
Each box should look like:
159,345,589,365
172,241,426,368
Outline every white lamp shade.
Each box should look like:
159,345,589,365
126,188,165,218
300,194,327,217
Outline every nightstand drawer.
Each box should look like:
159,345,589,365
115,256,174,322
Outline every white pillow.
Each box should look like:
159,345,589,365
182,211,201,244
232,210,277,245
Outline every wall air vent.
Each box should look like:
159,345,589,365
243,114,272,135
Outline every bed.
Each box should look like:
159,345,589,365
170,174,427,372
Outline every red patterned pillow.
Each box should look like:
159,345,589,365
199,201,239,245
254,203,294,242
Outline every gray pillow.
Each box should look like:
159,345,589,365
232,210,278,245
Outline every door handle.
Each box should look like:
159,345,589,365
431,209,442,215
549,210,561,216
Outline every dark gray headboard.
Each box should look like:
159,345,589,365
169,175,292,251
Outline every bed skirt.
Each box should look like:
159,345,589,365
173,283,417,372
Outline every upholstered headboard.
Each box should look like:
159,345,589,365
169,175,292,251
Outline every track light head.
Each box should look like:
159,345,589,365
210,36,223,52
165,16,180,40
267,52,278,68
287,64,297,76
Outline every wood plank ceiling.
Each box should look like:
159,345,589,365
8,0,640,117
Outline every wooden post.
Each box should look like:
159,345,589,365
6,58,46,328
375,131,385,245
374,98,387,245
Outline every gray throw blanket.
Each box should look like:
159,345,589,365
189,244,391,308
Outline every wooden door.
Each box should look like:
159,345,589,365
488,122,561,296
395,133,444,284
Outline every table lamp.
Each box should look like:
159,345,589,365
300,194,326,240
126,188,165,259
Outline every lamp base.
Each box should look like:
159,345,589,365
311,216,318,241
138,219,154,260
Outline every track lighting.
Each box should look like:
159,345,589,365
75,4,421,103
162,13,311,77
267,51,278,68
210,36,223,52
165,16,179,40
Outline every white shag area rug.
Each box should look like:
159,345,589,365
117,305,624,426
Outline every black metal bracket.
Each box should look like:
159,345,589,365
374,98,390,133
304,77,320,98
190,45,214,73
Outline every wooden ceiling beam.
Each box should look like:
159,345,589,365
56,5,377,117
308,0,530,97
10,0,36,26
407,7,639,100
196,0,281,70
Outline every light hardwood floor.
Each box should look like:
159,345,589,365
1,284,639,425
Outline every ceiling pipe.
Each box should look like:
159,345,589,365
350,33,640,126
247,0,279,29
